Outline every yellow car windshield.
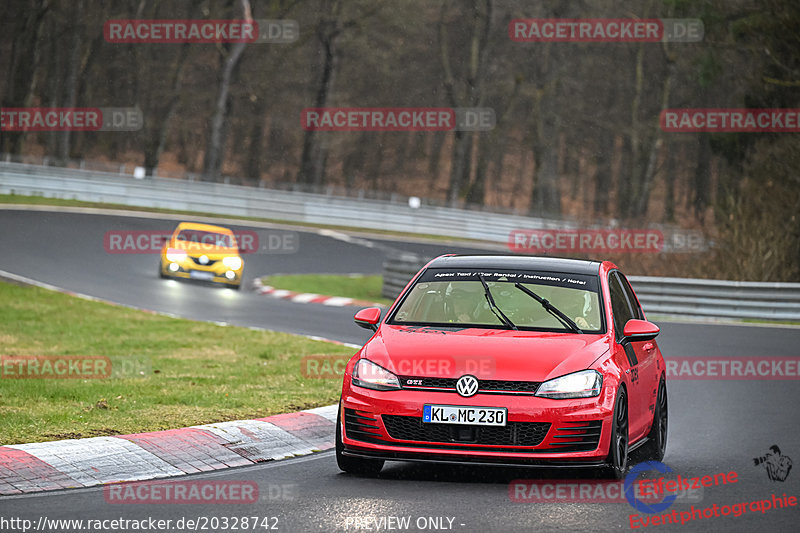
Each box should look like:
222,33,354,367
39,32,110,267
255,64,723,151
176,229,236,250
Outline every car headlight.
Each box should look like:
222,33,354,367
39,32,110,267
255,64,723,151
352,359,401,391
166,248,187,262
535,370,602,399
222,256,243,270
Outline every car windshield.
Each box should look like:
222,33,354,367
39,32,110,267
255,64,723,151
176,229,235,250
389,268,603,333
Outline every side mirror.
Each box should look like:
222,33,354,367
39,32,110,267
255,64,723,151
621,319,660,344
354,307,381,331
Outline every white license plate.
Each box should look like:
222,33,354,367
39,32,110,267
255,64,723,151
189,271,215,281
423,405,506,426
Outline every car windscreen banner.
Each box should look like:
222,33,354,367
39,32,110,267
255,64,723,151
419,268,599,292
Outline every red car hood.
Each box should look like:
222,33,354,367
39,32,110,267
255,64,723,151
361,325,611,382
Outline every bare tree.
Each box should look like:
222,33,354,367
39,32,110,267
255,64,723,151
297,0,343,186
298,0,380,187
202,0,253,181
439,0,493,207
0,0,50,155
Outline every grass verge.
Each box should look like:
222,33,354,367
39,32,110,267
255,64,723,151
0,280,355,445
262,274,393,306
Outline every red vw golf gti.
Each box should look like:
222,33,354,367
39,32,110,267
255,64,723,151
337,255,667,477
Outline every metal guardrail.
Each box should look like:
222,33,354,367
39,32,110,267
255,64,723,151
380,256,800,321
0,161,574,242
382,254,433,300
0,151,551,211
627,276,800,321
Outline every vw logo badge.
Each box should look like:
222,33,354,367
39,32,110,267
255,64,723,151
456,375,479,397
199,255,209,265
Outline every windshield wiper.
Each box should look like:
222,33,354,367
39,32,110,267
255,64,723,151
513,282,583,334
477,274,517,330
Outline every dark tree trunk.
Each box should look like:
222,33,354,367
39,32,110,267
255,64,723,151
693,134,711,219
298,0,343,186
593,135,614,217
632,39,676,219
530,103,561,217
664,146,676,222
203,0,252,181
54,0,85,163
616,135,632,219
144,43,190,176
343,134,368,191
465,78,519,207
0,0,50,155
447,129,471,206
427,131,447,178
393,133,411,175
439,0,493,207
465,134,491,206
244,98,268,182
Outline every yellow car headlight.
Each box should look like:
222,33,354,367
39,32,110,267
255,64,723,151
222,256,243,270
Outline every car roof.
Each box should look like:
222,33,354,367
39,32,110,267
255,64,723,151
175,222,234,234
427,254,602,275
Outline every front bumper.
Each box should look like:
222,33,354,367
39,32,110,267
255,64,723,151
161,257,242,286
340,384,617,464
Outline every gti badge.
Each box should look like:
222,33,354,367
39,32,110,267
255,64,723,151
456,375,479,397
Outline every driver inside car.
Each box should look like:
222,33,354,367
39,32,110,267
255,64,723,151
564,290,596,330
446,283,497,324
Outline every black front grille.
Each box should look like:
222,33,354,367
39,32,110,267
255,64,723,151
398,376,540,395
480,380,539,393
401,377,456,389
382,415,550,447
190,256,217,266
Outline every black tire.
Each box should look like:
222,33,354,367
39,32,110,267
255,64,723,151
641,379,668,462
603,386,629,479
158,261,168,279
336,406,384,477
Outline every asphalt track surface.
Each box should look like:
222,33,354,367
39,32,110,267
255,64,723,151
0,208,494,345
1,207,799,532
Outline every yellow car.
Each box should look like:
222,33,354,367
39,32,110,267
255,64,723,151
159,222,243,289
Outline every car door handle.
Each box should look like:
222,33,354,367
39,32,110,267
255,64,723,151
643,342,655,352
